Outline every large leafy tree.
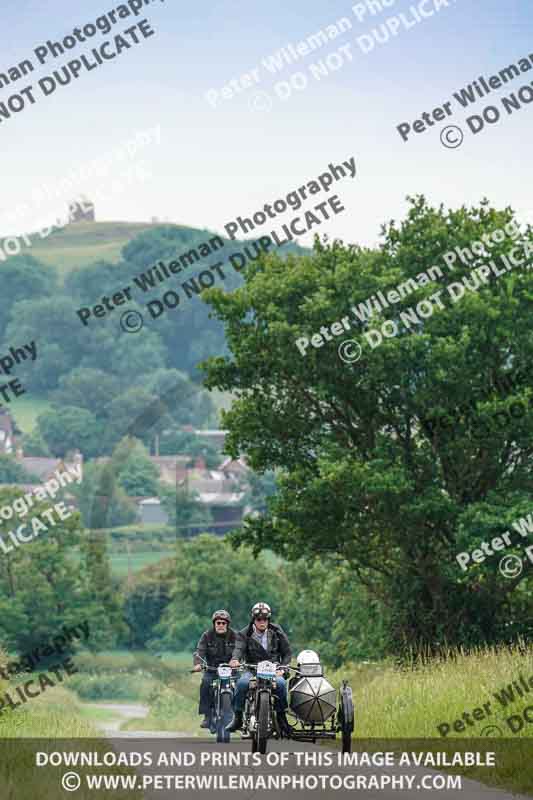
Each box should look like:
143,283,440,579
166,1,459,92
158,484,213,537
37,405,105,458
51,368,121,416
277,558,388,666
69,462,137,529
0,455,38,483
77,532,128,644
154,534,279,650
20,429,51,457
63,259,131,302
3,294,167,394
104,388,169,451
202,196,533,654
0,487,120,653
4,297,82,392
121,225,218,269
0,255,57,341
146,369,215,428
112,438,161,497
159,428,220,466
123,560,174,648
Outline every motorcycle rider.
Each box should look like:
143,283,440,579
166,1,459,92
227,601,291,733
192,609,236,728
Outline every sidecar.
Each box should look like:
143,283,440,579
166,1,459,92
286,650,354,753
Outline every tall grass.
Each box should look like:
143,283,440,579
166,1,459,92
329,641,533,739
0,645,142,799
328,643,533,796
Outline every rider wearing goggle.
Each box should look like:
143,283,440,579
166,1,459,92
227,602,292,733
193,609,236,728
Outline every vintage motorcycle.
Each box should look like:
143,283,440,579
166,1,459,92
192,658,237,743
240,651,354,755
240,660,285,754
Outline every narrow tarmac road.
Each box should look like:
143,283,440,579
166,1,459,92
100,733,530,800
85,702,185,738
85,704,530,799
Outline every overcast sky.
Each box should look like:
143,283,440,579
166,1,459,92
1,0,532,247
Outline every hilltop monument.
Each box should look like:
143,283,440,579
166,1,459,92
68,196,95,223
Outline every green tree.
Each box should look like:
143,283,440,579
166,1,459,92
4,297,86,392
154,534,279,650
69,462,138,529
146,369,215,429
0,486,119,653
0,455,38,483
277,558,388,666
20,429,51,457
113,438,160,497
158,483,213,536
63,259,130,301
37,405,105,458
159,428,220,466
123,560,174,648
202,196,533,654
121,225,211,269
51,368,121,416
240,470,277,515
0,255,57,341
78,532,127,645
2,294,166,395
104,388,169,451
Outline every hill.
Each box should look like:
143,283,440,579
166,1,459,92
10,221,160,276
5,220,309,277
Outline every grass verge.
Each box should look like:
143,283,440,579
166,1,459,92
328,643,533,795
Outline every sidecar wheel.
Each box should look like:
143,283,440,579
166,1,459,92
339,684,354,754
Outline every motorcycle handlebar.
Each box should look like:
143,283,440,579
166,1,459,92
190,662,239,674
239,662,294,672
191,659,295,673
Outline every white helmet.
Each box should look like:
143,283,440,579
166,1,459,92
297,649,320,665
251,602,271,619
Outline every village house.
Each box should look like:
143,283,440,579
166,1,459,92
0,410,16,455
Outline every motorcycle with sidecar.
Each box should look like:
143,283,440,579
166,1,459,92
239,650,354,755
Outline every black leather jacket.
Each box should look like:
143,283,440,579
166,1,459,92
194,627,237,666
232,621,291,666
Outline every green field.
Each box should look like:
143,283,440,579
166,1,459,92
109,550,172,577
9,395,52,434
11,220,157,276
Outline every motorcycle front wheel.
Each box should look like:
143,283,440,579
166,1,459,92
256,692,270,755
217,692,233,744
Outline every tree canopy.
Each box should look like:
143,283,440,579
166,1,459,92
202,196,533,654
0,455,38,484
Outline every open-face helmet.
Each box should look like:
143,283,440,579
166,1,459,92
251,602,271,620
296,649,322,676
296,649,320,665
212,609,231,625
